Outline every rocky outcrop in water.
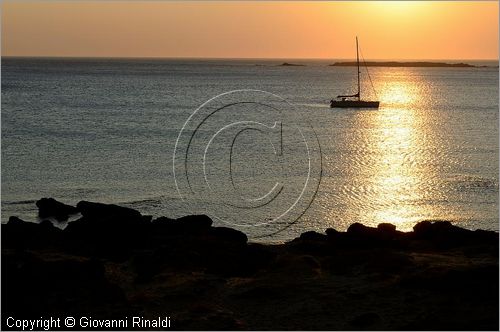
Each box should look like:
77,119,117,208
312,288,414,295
2,199,499,330
36,197,79,221
280,62,305,66
329,61,478,68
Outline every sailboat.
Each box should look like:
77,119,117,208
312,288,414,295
330,37,379,108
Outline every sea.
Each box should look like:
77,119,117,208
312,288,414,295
2,57,498,241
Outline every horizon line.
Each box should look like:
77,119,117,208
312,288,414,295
2,55,499,62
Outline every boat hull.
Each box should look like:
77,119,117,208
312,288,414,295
330,100,380,108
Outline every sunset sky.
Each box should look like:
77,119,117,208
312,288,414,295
2,1,498,60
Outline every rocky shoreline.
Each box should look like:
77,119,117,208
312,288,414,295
2,199,499,330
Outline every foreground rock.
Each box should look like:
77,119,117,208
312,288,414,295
36,197,79,221
2,200,498,330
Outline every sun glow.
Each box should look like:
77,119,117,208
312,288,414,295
2,1,498,59
371,1,429,16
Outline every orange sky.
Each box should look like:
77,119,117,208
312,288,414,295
2,1,498,60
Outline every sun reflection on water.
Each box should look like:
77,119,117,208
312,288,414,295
379,80,416,105
339,73,442,231
317,67,498,234
368,106,423,230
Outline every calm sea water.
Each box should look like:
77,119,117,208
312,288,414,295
2,58,498,241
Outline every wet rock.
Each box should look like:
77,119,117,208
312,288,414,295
36,198,78,221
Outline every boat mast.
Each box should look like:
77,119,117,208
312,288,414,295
356,36,360,101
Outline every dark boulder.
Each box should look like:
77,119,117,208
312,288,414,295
287,230,331,255
413,220,453,236
67,201,148,235
64,202,150,258
183,227,251,277
377,223,397,233
411,220,493,248
472,229,499,244
376,223,403,242
325,227,344,246
209,227,248,246
347,223,380,241
2,217,62,249
177,214,213,229
76,201,143,222
347,222,375,235
7,216,27,224
151,215,213,236
36,198,78,221
346,222,402,248
325,227,339,237
299,230,328,242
